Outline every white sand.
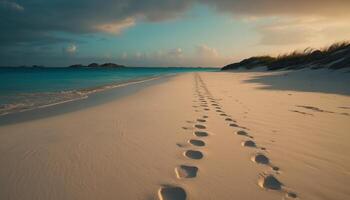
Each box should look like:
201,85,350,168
0,70,349,200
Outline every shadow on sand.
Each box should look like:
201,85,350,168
241,69,350,96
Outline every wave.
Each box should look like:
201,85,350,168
0,75,162,116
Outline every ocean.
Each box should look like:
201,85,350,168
0,67,216,116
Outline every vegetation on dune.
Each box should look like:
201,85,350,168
222,41,350,70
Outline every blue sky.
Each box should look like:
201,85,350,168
61,5,259,67
1,0,349,67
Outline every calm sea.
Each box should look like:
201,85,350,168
0,67,216,115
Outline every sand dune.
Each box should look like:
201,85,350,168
0,70,349,200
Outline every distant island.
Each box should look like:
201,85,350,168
69,63,125,68
222,42,350,71
0,63,126,68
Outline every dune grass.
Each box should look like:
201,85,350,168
222,41,350,70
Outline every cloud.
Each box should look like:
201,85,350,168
167,48,183,57
193,44,231,66
64,44,77,54
255,17,350,46
135,52,141,59
1,0,349,47
120,52,128,59
256,18,314,45
0,0,194,46
200,0,350,18
1,0,350,66
201,0,350,48
259,27,312,46
0,0,24,11
95,18,135,34
196,44,219,57
116,47,226,67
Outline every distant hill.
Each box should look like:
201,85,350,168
69,63,125,68
222,42,350,71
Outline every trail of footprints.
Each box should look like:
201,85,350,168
157,74,297,200
157,74,210,200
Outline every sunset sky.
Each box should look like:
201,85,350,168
1,0,350,67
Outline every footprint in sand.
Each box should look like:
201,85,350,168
194,131,209,137
235,130,254,138
251,153,279,171
204,108,210,111
158,186,187,200
189,139,205,147
184,150,204,159
236,130,248,136
285,192,298,199
197,119,206,123
251,153,270,165
271,166,280,172
175,165,198,178
230,123,248,130
258,173,282,190
194,124,206,129
216,110,223,113
225,118,236,122
202,115,209,119
258,174,297,198
242,140,256,147
229,123,239,127
220,113,227,116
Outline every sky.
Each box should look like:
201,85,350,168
1,0,350,67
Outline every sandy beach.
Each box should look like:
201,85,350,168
0,70,349,200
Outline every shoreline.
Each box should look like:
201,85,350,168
0,67,218,117
0,74,173,126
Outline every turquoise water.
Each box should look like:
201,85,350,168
0,67,216,115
